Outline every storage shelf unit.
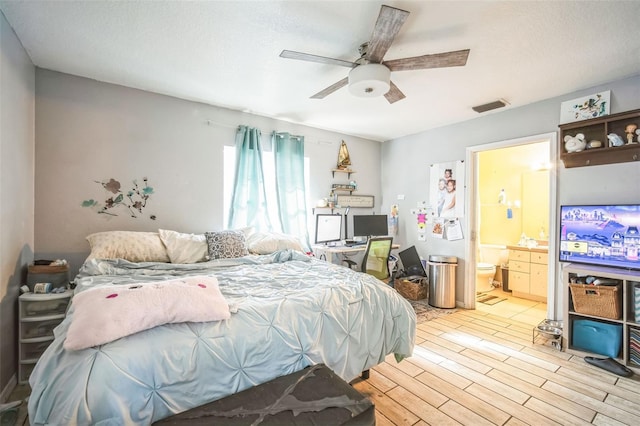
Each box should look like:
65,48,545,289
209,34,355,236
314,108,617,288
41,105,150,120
559,108,640,168
562,263,640,371
19,290,73,384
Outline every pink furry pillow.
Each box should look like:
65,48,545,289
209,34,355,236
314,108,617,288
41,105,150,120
64,276,230,350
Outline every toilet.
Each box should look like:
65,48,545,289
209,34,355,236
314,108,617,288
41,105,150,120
476,244,509,293
476,263,496,293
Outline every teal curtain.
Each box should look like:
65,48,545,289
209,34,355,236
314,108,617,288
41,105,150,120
272,132,310,250
228,126,272,231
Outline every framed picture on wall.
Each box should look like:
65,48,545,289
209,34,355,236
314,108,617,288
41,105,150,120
336,194,374,208
559,90,610,124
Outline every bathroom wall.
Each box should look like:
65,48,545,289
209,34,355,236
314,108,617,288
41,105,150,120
478,142,549,246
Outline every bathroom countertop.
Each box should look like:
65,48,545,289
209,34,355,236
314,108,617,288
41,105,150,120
507,244,548,253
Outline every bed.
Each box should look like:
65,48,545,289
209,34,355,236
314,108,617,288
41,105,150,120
27,230,416,425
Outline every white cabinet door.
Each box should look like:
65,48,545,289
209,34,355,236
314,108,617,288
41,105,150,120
530,263,548,298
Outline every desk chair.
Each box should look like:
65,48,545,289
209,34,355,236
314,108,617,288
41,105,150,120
343,237,394,282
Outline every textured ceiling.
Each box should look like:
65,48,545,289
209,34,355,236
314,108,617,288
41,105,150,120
1,1,639,142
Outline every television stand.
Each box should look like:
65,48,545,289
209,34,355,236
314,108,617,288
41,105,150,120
562,263,640,373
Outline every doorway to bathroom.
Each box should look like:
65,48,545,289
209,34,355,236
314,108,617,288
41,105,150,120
464,132,558,320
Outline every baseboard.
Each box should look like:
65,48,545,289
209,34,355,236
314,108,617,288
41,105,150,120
0,373,17,403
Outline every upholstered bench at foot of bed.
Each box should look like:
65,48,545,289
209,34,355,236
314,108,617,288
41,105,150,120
153,364,375,425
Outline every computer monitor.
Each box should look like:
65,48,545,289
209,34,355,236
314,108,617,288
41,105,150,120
315,214,343,244
398,246,427,277
353,214,388,238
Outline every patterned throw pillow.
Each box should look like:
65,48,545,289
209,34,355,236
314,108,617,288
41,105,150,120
86,231,170,263
204,230,249,260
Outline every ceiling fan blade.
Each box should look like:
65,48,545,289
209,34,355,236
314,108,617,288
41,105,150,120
384,49,470,71
310,77,349,99
366,5,410,63
280,50,356,68
384,81,406,104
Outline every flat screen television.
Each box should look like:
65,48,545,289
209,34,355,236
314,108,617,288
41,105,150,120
559,204,640,270
353,214,388,238
315,214,343,244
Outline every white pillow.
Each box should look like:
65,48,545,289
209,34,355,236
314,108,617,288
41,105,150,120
158,229,208,264
86,231,170,263
64,276,230,351
246,232,304,255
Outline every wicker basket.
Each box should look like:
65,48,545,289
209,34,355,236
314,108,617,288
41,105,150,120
27,264,69,291
569,283,621,320
28,264,68,275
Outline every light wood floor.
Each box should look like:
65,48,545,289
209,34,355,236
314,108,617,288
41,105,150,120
352,291,640,425
8,292,640,425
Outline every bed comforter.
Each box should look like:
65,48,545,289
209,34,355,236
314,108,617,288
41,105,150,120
28,250,416,425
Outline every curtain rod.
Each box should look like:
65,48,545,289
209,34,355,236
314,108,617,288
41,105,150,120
205,119,303,140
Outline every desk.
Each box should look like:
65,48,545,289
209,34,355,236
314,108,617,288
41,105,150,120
313,244,400,265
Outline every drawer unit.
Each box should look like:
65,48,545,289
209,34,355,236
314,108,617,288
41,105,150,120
509,260,530,274
508,247,548,302
531,252,548,264
20,337,55,360
509,250,530,262
19,360,37,384
21,297,70,318
19,290,73,384
20,316,65,339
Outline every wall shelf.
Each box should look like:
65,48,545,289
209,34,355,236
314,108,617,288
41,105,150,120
559,109,640,168
331,169,355,178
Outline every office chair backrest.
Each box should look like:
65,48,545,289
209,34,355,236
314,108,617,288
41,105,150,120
361,237,393,280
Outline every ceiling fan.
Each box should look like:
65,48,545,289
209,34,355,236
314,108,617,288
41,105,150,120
280,4,470,104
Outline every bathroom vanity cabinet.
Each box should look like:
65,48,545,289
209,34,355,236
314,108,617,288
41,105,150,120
507,246,548,302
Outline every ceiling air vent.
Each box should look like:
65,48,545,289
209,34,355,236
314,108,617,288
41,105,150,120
472,99,509,113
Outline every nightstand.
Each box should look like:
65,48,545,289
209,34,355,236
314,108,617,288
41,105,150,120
18,290,73,384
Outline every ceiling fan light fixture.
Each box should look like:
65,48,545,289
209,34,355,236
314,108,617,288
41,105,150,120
348,64,390,98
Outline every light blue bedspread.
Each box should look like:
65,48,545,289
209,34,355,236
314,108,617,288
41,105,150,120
28,250,416,425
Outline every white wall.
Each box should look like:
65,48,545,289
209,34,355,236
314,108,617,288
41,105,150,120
34,70,382,273
0,10,35,398
382,74,640,311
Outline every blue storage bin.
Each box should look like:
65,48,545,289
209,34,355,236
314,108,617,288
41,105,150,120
572,319,622,358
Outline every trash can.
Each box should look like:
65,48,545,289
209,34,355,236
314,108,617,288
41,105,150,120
501,264,511,292
428,255,457,308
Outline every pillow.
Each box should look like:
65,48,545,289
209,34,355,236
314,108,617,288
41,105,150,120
246,232,304,255
158,229,208,264
204,230,249,259
86,231,170,263
64,276,230,351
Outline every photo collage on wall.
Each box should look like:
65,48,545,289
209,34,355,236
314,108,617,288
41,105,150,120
427,160,465,240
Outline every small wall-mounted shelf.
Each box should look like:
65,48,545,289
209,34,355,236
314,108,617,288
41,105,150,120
559,109,640,168
332,169,355,178
332,183,356,195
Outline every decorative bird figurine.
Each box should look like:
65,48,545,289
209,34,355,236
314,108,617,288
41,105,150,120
607,133,624,147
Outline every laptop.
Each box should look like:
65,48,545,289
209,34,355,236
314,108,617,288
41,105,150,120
398,246,427,278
